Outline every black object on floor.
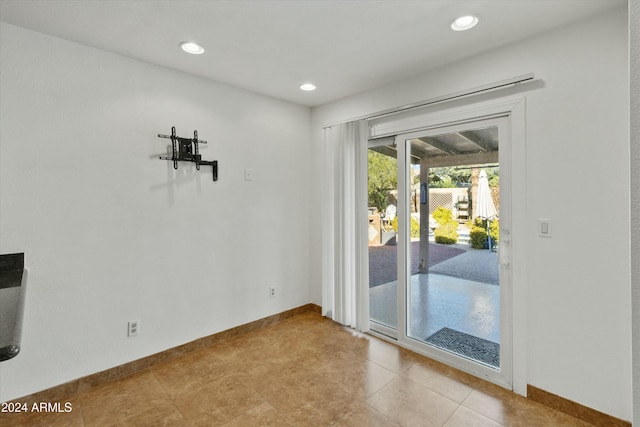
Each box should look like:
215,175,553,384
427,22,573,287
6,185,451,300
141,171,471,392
0,253,26,362
425,327,500,368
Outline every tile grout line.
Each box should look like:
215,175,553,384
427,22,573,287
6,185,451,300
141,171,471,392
146,365,190,425
2,309,607,426
458,388,504,426
440,403,463,427
4,304,320,407
79,309,315,426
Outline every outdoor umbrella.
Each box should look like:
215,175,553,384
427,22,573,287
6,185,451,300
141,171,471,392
474,169,498,250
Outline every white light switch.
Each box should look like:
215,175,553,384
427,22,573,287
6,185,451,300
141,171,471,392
538,219,552,237
244,168,254,181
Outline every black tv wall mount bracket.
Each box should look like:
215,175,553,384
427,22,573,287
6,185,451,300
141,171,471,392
158,126,218,181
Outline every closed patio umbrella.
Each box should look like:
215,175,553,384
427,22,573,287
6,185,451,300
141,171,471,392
474,169,498,250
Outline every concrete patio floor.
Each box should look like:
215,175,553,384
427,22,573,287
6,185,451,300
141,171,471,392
369,244,500,344
370,273,500,343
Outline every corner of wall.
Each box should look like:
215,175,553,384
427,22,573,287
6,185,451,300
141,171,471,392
629,0,640,424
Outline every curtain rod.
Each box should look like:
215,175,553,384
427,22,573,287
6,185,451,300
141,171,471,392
322,73,535,129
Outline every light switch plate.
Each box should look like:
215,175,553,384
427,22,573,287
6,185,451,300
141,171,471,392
538,219,552,238
244,168,254,181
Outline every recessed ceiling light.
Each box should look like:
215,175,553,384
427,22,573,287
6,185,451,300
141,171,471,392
451,15,479,31
300,83,317,91
180,42,205,55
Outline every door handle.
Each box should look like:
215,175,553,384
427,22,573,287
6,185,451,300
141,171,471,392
499,236,510,269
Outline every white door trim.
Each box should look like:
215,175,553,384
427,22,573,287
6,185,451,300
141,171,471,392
396,116,511,389
364,96,527,396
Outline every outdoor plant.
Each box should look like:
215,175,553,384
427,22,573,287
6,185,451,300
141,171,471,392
391,216,420,238
432,206,453,226
469,218,500,249
432,206,458,244
410,217,420,238
490,219,500,243
435,220,458,244
469,226,488,249
368,151,397,212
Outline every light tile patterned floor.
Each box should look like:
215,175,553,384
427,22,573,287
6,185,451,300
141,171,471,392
1,312,594,426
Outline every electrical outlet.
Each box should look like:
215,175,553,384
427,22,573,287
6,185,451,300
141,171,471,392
269,286,276,298
128,320,140,337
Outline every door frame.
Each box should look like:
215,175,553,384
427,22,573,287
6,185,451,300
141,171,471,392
396,115,511,389
365,96,527,395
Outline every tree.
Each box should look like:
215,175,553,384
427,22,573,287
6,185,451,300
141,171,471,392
429,167,471,188
368,151,397,212
429,166,499,188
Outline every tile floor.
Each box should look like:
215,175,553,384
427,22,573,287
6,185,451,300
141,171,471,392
2,311,594,426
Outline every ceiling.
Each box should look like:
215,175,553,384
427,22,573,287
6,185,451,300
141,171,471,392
0,0,625,107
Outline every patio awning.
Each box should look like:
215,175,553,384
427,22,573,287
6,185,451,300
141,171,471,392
369,126,499,167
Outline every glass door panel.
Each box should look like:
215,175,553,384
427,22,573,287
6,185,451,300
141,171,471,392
405,127,501,369
397,117,512,387
368,142,398,337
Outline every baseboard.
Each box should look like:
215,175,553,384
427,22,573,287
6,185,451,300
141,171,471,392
4,303,321,405
527,385,631,427
14,306,630,427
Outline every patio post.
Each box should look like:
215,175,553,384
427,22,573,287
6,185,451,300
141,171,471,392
418,157,430,274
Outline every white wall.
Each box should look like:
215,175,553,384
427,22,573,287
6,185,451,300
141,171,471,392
0,23,311,401
311,5,631,421
630,0,639,424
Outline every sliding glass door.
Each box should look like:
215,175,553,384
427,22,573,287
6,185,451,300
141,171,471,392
368,138,399,338
369,115,512,388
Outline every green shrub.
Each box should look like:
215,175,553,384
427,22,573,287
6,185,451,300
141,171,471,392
433,206,458,245
469,219,500,249
490,219,499,243
391,216,421,238
470,226,488,249
432,206,453,226
471,217,485,228
410,217,420,238
435,220,458,244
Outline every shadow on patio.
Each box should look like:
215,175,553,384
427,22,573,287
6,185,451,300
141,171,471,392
369,241,500,345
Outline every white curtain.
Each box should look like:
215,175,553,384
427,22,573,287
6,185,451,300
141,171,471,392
322,120,369,330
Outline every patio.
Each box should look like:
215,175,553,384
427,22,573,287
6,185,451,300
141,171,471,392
367,132,502,363
369,242,500,344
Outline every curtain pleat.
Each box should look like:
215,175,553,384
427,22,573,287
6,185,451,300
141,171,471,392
322,121,368,330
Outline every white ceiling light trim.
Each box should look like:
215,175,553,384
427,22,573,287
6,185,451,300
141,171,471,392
180,42,205,54
451,15,479,31
300,83,317,91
